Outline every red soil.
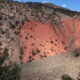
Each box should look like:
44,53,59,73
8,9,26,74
19,18,80,63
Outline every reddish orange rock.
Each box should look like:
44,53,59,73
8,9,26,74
19,18,80,63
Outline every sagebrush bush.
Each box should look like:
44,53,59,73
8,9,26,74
61,74,73,80
73,48,80,57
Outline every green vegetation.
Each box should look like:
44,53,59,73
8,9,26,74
30,35,33,38
54,8,80,17
0,42,2,46
25,36,28,40
0,0,14,3
1,30,5,34
40,55,43,58
36,48,40,53
0,48,8,65
0,48,21,80
62,41,65,45
14,31,19,35
0,15,3,20
0,0,5,3
8,15,15,20
9,22,15,29
50,40,54,44
27,2,42,10
73,48,80,57
0,63,21,80
45,3,80,17
20,48,24,55
32,49,36,56
22,20,25,25
62,74,73,80
19,55,22,60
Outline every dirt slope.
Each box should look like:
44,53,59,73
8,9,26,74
0,1,80,64
21,52,80,80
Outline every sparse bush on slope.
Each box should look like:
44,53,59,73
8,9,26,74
62,74,73,80
0,48,21,80
0,48,8,65
73,48,80,57
0,0,13,3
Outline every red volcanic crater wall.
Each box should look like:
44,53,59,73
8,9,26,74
75,19,80,47
19,18,80,63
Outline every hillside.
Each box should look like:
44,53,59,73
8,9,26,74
0,1,80,64
0,0,80,80
0,1,80,80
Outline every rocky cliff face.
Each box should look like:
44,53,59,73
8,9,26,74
0,1,80,64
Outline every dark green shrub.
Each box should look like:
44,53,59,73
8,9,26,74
50,40,53,44
0,15,3,20
0,48,8,65
9,22,15,29
8,15,14,19
29,56,32,59
28,59,32,63
0,63,21,80
20,48,24,55
0,42,2,46
22,20,25,25
14,31,19,35
15,20,19,25
62,74,73,80
0,48,21,80
30,35,33,38
1,30,5,34
0,0,5,3
25,36,28,40
36,48,40,54
62,41,65,45
19,55,22,60
0,0,14,3
32,49,36,56
73,48,80,57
